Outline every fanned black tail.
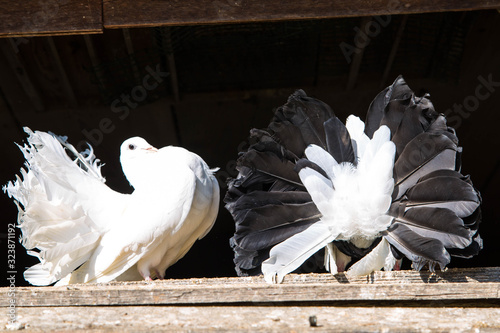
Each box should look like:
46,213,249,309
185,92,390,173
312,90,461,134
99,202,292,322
367,76,482,271
226,78,482,277
225,90,333,276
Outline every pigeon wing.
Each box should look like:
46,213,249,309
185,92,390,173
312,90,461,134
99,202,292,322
72,164,198,284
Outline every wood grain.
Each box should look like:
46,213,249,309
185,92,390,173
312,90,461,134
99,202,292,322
1,0,499,37
103,0,500,28
2,268,499,307
10,306,500,332
0,0,102,38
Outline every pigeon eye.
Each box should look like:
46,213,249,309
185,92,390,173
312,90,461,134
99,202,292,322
128,144,136,150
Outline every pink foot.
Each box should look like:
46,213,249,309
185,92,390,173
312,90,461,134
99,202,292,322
394,259,403,271
140,271,153,282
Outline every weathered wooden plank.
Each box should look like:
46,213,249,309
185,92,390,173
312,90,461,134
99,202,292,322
8,305,500,332
0,0,102,38
1,0,498,37
2,268,499,307
103,0,500,28
10,281,499,307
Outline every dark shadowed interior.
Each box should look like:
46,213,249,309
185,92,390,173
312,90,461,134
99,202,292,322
1,9,499,286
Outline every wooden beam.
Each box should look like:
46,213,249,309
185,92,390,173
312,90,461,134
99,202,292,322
0,0,102,38
103,0,500,28
0,0,498,37
2,267,499,307
0,0,497,38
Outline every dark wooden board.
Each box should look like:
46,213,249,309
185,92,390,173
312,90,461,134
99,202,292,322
2,267,499,307
103,0,500,28
1,0,499,37
0,0,102,38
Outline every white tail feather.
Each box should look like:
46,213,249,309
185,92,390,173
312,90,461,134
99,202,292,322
347,238,396,276
265,118,397,283
346,115,370,162
262,221,339,283
304,144,338,180
298,167,335,217
324,243,337,274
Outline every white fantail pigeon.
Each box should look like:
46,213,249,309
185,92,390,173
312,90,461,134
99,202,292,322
4,128,219,285
225,76,482,283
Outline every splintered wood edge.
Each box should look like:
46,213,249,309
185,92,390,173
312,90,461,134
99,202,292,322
2,267,499,307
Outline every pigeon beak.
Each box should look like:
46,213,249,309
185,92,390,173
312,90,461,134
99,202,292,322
144,147,159,153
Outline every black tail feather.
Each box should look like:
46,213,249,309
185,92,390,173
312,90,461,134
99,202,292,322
393,133,459,199
392,207,473,249
448,233,483,259
394,170,481,218
324,117,356,165
365,75,413,138
271,89,334,155
295,158,331,180
225,90,333,276
383,223,451,271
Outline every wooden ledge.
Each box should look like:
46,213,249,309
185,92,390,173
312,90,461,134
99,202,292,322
2,267,499,307
8,306,500,332
3,268,499,332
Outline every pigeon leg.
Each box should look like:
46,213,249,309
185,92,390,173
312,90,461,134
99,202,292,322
139,268,153,281
335,249,352,273
155,269,165,280
394,259,402,271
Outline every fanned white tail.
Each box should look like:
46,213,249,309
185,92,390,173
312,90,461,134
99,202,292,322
3,128,125,285
261,122,396,283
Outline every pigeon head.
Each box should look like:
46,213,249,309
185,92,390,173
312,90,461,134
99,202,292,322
120,137,158,189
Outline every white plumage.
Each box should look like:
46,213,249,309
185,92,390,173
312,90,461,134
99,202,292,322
262,118,396,283
3,128,219,285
